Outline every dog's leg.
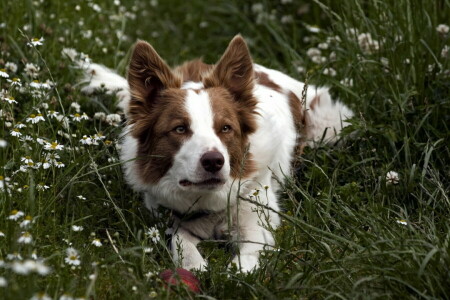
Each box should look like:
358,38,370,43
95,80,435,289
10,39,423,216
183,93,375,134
231,190,280,272
172,227,207,271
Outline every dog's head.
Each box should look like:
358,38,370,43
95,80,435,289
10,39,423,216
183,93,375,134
127,35,257,192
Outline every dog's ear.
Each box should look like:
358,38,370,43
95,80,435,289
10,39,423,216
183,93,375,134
204,35,255,102
128,40,181,104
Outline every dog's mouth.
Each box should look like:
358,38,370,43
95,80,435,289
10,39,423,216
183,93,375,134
179,178,225,188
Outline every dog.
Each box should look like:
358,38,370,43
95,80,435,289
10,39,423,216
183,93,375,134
82,35,353,272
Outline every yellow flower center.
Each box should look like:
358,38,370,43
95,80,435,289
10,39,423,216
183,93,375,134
25,215,33,221
30,114,36,118
0,176,4,180
10,209,18,215
74,113,80,118
51,142,58,149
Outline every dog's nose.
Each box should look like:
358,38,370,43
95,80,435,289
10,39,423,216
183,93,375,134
201,151,224,173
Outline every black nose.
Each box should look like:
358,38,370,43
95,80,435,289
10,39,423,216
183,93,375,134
201,151,224,173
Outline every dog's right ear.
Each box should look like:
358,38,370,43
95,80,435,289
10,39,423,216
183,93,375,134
128,41,181,104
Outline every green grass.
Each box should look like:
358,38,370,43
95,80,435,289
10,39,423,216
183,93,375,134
0,0,449,299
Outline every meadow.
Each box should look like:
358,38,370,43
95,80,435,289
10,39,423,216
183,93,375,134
0,0,449,299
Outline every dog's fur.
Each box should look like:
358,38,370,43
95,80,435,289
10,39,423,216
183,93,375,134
82,35,353,272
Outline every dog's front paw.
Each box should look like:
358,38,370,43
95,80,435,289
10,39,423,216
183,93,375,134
231,254,259,273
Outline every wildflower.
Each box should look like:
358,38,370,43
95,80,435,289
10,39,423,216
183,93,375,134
92,238,102,247
7,77,22,87
20,215,33,228
0,68,9,78
306,47,321,59
21,156,34,164
59,293,75,300
72,225,84,232
0,176,4,190
65,247,81,266
358,33,380,54
8,209,25,220
5,62,18,73
80,135,93,145
436,24,449,34
0,231,5,237
44,141,64,151
47,110,59,118
386,171,399,185
106,113,121,126
10,128,22,137
55,161,65,168
0,139,7,148
94,112,106,121
76,195,87,200
323,68,337,77
318,42,329,49
396,219,408,226
36,183,50,191
34,260,51,275
24,63,40,78
6,252,23,260
0,276,6,287
27,37,45,47
340,78,354,87
280,15,293,24
15,122,26,129
146,227,160,244
71,113,84,122
3,95,18,104
144,247,153,253
30,80,51,89
11,261,32,275
26,113,45,124
30,292,51,300
18,231,33,244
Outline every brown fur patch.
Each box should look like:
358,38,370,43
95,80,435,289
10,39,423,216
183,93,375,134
132,89,192,183
309,95,320,111
174,59,213,82
256,71,281,92
288,92,306,160
208,87,256,179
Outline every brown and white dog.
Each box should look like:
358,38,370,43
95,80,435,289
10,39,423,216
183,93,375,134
82,35,353,272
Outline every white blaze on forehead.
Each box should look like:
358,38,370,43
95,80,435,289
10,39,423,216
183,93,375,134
181,81,204,90
184,89,215,138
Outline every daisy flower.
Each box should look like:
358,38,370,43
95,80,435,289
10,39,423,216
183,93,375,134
71,113,83,122
0,139,7,148
106,113,122,126
8,209,24,220
146,227,161,244
0,231,5,237
10,128,22,137
7,77,22,87
26,113,45,124
34,260,51,275
47,110,59,118
386,171,399,185
72,225,84,232
436,24,449,34
21,156,33,164
80,135,93,145
55,161,65,168
27,37,45,47
0,276,6,287
5,62,18,73
0,175,4,190
15,122,26,129
30,292,51,300
20,215,33,228
65,247,81,266
17,231,33,244
3,96,17,104
36,183,50,191
70,102,81,112
44,141,64,151
24,63,40,78
0,68,9,78
396,219,408,226
30,80,51,89
92,238,103,247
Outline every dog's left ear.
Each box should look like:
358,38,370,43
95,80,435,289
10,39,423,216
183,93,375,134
204,35,255,102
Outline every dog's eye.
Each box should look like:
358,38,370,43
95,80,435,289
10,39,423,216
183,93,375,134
222,125,232,133
174,126,187,134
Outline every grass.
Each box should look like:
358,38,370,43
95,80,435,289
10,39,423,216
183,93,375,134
0,0,449,299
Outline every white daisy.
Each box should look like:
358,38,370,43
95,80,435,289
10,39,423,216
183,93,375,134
55,161,65,168
146,227,160,244
436,24,449,34
5,62,18,73
0,139,7,148
7,77,22,87
65,247,81,266
21,156,34,164
10,128,22,137
0,68,9,78
44,141,64,151
0,276,6,287
396,219,408,226
0,231,5,237
19,215,33,228
36,183,50,191
3,96,17,104
17,231,33,244
105,113,121,126
27,37,45,47
8,209,25,220
30,292,51,300
47,110,59,118
72,225,84,232
26,113,45,124
92,238,102,247
80,135,93,145
386,171,399,185
15,122,26,128
24,63,40,78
